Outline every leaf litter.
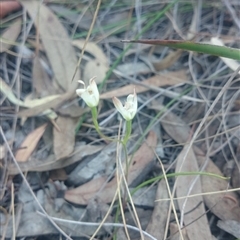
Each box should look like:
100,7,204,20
1,1,240,240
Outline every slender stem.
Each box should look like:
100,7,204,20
122,120,132,145
91,107,115,142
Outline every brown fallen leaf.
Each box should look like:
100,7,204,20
49,168,68,181
0,77,58,120
22,1,79,93
100,70,187,99
8,144,103,174
195,148,240,222
17,92,70,118
64,131,157,205
32,56,55,97
0,2,21,19
217,220,240,238
0,17,22,53
160,105,240,222
83,60,109,85
57,104,88,118
15,124,47,162
72,40,108,66
169,223,189,240
145,179,170,239
53,116,77,160
175,145,212,240
72,40,109,84
152,49,183,71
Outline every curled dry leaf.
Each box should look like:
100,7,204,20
64,131,157,205
15,124,47,162
100,70,187,99
0,17,22,52
0,78,58,120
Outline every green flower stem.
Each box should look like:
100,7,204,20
122,120,132,145
91,107,115,142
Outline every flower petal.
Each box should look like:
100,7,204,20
76,77,99,107
77,80,86,87
76,88,86,96
113,97,131,120
89,77,99,104
132,88,138,115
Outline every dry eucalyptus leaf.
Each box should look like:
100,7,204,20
217,220,240,238
145,179,170,239
17,92,70,118
67,142,117,186
169,223,189,240
160,106,240,222
152,49,183,71
57,104,88,118
195,149,240,222
0,17,22,53
53,116,77,160
116,62,152,76
64,131,157,205
15,124,47,162
100,70,187,99
73,40,109,84
32,56,55,97
8,144,103,174
72,40,108,65
0,78,58,120
83,60,109,85
22,1,79,93
130,186,157,208
175,145,212,240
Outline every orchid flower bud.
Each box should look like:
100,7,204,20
112,89,137,121
76,77,99,107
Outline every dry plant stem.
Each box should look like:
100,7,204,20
37,211,157,240
0,127,73,240
118,152,145,240
155,151,184,240
178,66,240,185
116,133,131,240
71,0,102,81
157,187,240,202
119,123,144,240
11,183,15,240
90,190,118,240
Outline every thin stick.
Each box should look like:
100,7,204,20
71,0,102,82
37,211,157,240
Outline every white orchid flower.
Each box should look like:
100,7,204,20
76,77,99,107
112,89,138,121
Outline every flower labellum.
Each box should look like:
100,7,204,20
112,89,138,121
76,77,99,107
